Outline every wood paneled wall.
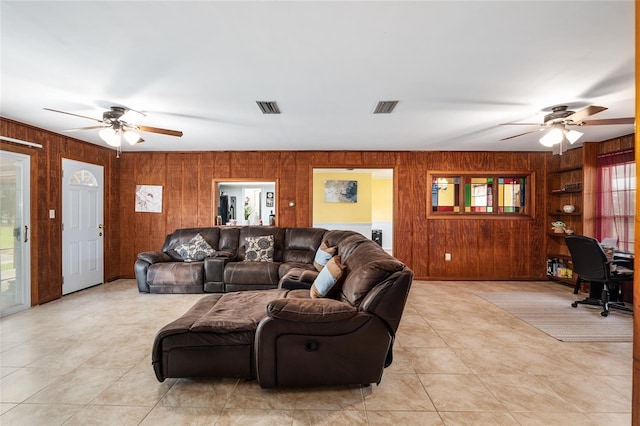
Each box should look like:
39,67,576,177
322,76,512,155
1,119,120,304
118,150,550,280
3,117,634,303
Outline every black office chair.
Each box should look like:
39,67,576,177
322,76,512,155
565,235,633,317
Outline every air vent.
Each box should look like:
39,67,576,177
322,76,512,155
373,100,398,114
256,101,281,114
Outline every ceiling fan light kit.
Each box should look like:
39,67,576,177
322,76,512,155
538,124,583,147
44,105,183,155
501,104,633,153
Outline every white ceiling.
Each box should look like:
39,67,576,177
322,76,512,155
1,1,635,153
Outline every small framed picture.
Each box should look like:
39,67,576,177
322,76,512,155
135,185,163,213
266,191,274,207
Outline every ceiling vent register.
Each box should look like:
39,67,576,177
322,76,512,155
373,101,399,114
256,101,281,114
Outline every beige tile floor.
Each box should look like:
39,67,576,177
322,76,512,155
0,279,632,425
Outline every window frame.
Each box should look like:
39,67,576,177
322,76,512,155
595,149,635,251
427,170,535,219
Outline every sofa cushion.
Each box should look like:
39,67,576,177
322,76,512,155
266,297,357,322
175,233,216,261
324,230,368,263
278,263,316,279
310,256,344,298
190,289,287,332
340,242,405,307
244,235,274,262
148,261,204,286
282,227,327,264
224,261,281,286
238,226,285,262
163,228,221,261
313,241,336,271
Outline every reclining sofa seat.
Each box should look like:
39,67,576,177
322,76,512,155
134,227,227,294
151,229,413,388
135,226,326,294
222,227,326,292
256,231,412,388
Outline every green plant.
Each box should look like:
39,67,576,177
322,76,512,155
244,204,254,220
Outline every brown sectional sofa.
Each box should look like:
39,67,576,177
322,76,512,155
147,226,414,388
135,226,326,294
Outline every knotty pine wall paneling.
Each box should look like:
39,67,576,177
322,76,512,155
1,118,119,305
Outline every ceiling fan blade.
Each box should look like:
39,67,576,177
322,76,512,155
579,117,634,126
565,105,607,124
500,122,543,126
500,129,543,141
63,125,108,132
137,125,183,137
43,108,103,123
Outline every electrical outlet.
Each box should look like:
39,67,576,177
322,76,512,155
445,253,451,261
49,209,55,219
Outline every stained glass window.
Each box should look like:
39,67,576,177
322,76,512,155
464,177,493,213
431,177,460,212
498,177,526,213
429,172,530,216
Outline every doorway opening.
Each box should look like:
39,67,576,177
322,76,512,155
0,151,31,317
312,168,394,254
61,159,104,295
214,180,277,226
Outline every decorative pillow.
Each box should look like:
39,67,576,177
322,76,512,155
174,233,216,261
310,255,344,298
244,235,274,262
313,241,337,271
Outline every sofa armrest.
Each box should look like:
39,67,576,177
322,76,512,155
135,251,172,293
278,269,318,290
137,251,172,264
266,298,356,323
204,256,230,283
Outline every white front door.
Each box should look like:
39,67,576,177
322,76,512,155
0,151,31,317
62,159,104,295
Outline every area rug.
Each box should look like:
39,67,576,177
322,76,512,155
476,291,633,342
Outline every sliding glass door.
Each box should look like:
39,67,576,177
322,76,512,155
0,151,31,317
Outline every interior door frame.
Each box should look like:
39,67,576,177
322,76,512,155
213,178,279,225
0,150,32,316
61,158,105,294
310,166,396,254
0,143,38,306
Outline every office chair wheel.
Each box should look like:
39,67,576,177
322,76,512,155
571,302,578,308
601,311,609,317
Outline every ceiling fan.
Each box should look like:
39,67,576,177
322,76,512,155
44,105,183,148
500,105,634,152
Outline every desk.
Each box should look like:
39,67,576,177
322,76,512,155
612,251,633,304
612,250,634,271
582,250,634,302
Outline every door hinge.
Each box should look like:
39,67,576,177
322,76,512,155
62,223,64,231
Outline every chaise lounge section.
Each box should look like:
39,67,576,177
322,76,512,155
151,228,414,388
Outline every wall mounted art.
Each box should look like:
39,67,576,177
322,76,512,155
135,185,163,213
324,180,357,203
